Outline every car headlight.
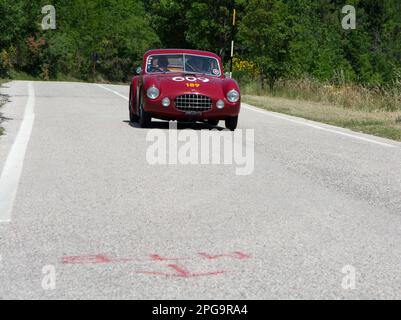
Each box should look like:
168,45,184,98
216,99,225,109
227,89,240,103
147,86,160,100
162,97,170,107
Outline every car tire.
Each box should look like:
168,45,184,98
206,120,219,126
225,116,238,131
130,109,139,123
138,93,152,128
129,87,139,123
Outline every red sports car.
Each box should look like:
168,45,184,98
129,49,241,131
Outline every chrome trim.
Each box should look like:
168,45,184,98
174,94,212,112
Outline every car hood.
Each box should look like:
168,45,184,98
144,73,227,98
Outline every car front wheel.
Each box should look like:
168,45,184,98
225,116,238,131
138,93,152,128
129,87,139,123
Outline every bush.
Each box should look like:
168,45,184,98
0,49,11,78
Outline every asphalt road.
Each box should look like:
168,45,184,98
1,80,401,299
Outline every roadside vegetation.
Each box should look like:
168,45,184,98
243,94,401,141
239,75,401,141
0,79,7,136
0,0,400,140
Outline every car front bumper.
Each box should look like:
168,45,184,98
143,95,241,121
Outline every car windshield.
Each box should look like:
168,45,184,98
146,54,221,76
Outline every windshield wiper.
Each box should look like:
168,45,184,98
184,71,209,76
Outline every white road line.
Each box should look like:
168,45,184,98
242,104,396,148
0,82,35,222
96,84,128,101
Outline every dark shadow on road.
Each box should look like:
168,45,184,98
123,120,226,131
0,85,12,131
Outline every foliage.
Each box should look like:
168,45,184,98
238,0,294,90
0,0,159,81
0,0,400,89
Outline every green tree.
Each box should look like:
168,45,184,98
238,0,294,90
146,0,246,61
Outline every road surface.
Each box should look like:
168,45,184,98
1,80,401,299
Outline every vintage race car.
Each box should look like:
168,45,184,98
129,49,241,131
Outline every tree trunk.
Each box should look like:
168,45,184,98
260,74,265,94
268,76,276,93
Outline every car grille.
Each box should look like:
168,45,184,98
174,94,212,112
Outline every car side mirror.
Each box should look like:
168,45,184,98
136,67,142,75
225,72,231,79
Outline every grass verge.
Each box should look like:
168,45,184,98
243,94,401,142
8,70,84,83
240,77,401,112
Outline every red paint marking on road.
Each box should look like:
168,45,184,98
198,251,251,260
113,258,139,263
233,251,251,259
61,251,252,266
149,254,185,262
61,255,139,265
135,264,225,278
168,264,191,277
61,255,112,264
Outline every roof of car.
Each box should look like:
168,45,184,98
144,49,220,59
